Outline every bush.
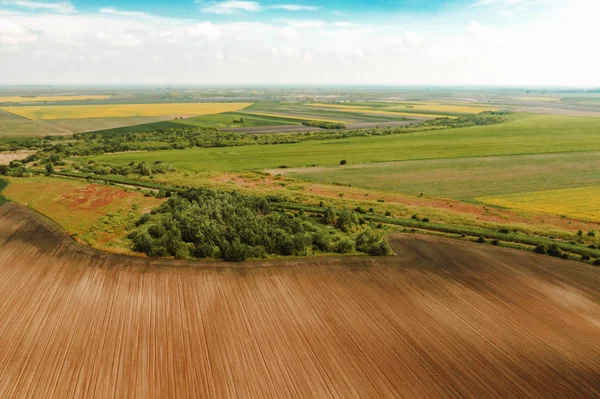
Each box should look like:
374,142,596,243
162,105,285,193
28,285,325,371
594,259,600,266
340,159,347,165
335,208,359,233
534,244,546,254
546,244,563,258
335,237,355,253
492,239,499,246
302,121,345,129
323,207,337,225
581,254,591,261
356,230,392,256
477,236,485,243
384,211,392,217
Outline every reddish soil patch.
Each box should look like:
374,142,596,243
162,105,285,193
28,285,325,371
0,203,599,398
60,184,136,212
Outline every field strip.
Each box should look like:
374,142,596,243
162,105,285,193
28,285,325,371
0,95,110,103
0,103,254,120
239,111,347,124
478,186,600,221
305,104,453,118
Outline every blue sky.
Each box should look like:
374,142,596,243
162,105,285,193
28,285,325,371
0,0,598,85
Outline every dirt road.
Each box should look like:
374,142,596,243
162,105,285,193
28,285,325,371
0,203,598,398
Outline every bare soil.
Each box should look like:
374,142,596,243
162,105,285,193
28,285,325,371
0,151,36,165
0,203,599,398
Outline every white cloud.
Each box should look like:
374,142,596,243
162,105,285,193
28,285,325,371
199,1,318,14
185,22,221,40
278,26,299,40
284,19,324,28
98,7,152,18
0,1,599,86
302,51,314,64
403,30,421,47
0,17,37,44
0,0,75,13
271,4,318,11
200,1,261,15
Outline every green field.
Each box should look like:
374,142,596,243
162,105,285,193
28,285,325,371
88,114,600,172
0,110,69,139
172,112,305,128
284,151,600,201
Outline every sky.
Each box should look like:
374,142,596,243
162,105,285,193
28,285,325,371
0,0,598,86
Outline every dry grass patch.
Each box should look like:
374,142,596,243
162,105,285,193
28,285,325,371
3,176,164,252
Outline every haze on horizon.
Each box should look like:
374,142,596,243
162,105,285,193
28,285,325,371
0,0,598,86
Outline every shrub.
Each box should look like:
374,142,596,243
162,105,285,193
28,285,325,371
534,244,546,254
546,244,563,258
477,236,485,243
594,259,600,266
492,239,499,246
384,211,392,217
323,207,337,225
335,208,359,233
340,159,347,165
581,254,591,261
335,237,355,253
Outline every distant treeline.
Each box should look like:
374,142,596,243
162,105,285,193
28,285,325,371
2,112,507,158
129,188,392,261
302,121,346,129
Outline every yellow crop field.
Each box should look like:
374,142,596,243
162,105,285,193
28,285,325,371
478,186,600,221
1,102,253,120
0,95,110,103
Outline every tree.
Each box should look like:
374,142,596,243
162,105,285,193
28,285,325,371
335,208,359,232
323,207,336,225
45,162,55,176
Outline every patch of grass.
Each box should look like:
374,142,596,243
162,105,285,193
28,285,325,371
0,109,69,138
286,151,600,202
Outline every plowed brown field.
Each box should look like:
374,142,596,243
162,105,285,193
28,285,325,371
0,203,599,398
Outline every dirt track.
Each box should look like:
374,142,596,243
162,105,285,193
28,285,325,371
0,203,599,398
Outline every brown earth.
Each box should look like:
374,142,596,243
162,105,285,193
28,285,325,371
0,151,36,165
0,203,599,398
